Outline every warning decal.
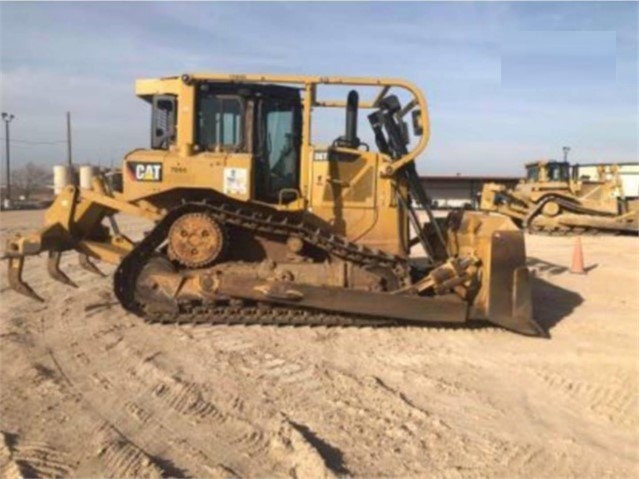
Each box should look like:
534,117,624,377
223,167,248,195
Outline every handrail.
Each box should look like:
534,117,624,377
137,73,431,178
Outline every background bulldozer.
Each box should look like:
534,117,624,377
481,160,639,235
4,73,544,336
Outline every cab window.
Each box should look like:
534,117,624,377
151,95,177,150
548,164,569,181
197,90,244,151
266,103,297,189
255,96,301,202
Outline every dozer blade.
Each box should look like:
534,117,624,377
484,230,546,337
452,212,547,337
7,256,44,303
47,250,78,288
79,253,106,277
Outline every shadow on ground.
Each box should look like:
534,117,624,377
288,420,350,475
531,275,584,333
527,257,598,276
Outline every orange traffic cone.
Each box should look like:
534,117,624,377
570,236,586,274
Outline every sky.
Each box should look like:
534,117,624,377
0,1,637,176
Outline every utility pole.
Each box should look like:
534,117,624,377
1,112,15,209
66,111,73,166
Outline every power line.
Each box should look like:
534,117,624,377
0,137,67,145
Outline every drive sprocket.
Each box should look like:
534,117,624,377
168,212,226,268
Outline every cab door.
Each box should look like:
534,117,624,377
254,90,302,204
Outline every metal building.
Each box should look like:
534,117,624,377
576,162,639,198
419,175,520,209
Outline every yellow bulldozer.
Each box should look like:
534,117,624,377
481,160,639,235
4,73,544,336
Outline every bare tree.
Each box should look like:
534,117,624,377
12,162,51,201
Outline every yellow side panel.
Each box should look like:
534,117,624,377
309,149,406,256
122,150,252,202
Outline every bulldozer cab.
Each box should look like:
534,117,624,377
146,82,303,205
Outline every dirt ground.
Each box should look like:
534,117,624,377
0,209,637,478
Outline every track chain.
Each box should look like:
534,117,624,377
199,200,408,274
528,224,607,236
526,196,631,236
143,302,398,328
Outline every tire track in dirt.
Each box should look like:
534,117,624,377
532,367,638,428
132,328,345,475
135,355,339,477
270,323,637,474
40,301,214,476
41,292,297,477
173,325,323,394
1,432,76,479
48,355,238,478
273,367,446,475
467,435,585,478
49,358,231,477
280,366,584,477
176,327,500,475
13,442,75,478
88,422,179,479
200,327,257,353
151,379,219,420
46,286,373,477
1,433,25,479
17,279,635,478
134,355,272,461
242,352,323,391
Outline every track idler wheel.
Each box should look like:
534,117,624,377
542,201,560,217
168,212,226,268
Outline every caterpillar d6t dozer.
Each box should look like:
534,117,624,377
481,160,639,235
4,74,544,336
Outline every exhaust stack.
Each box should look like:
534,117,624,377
334,90,360,149
345,90,359,148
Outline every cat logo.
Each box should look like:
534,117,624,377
127,162,162,182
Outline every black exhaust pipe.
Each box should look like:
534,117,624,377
333,90,361,149
343,90,360,148
332,90,360,149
